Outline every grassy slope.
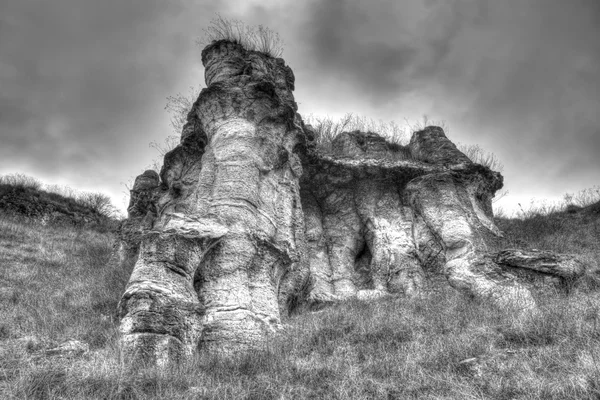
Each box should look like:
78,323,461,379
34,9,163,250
0,215,129,396
1,203,600,398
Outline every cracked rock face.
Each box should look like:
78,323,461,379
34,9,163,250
112,41,588,368
300,127,538,312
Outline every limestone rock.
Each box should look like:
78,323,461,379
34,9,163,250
298,127,535,313
494,249,586,290
105,170,160,278
495,249,586,278
117,40,308,367
113,38,585,368
409,126,472,165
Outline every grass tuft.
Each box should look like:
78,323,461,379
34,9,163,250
304,113,410,159
199,14,284,58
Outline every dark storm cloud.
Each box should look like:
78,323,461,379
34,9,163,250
306,0,416,98
303,0,488,101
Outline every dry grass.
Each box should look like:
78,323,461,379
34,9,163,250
0,173,43,190
5,286,600,399
306,114,506,169
199,14,284,58
0,214,127,397
2,212,600,398
305,113,411,161
457,143,504,172
0,174,599,399
403,115,450,135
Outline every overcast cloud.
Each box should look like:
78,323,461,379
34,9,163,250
1,0,598,214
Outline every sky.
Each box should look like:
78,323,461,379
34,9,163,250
1,0,599,216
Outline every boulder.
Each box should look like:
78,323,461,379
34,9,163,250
494,249,586,290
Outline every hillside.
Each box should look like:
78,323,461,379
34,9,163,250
0,174,119,232
0,177,600,398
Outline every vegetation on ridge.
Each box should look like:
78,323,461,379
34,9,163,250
0,173,121,232
304,113,409,149
198,14,284,57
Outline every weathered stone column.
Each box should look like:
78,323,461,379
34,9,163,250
355,179,424,298
407,127,536,313
189,40,306,352
193,41,306,352
117,40,307,366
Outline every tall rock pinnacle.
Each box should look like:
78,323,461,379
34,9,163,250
117,40,307,367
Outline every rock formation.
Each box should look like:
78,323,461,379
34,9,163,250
299,127,537,311
113,39,587,367
117,40,308,367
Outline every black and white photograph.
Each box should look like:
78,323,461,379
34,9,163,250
1,1,599,398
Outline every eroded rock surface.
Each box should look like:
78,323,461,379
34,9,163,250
107,170,160,276
113,40,588,367
117,40,308,367
299,127,537,312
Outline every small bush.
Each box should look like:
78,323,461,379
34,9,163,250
44,183,77,199
76,191,117,218
164,85,202,136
